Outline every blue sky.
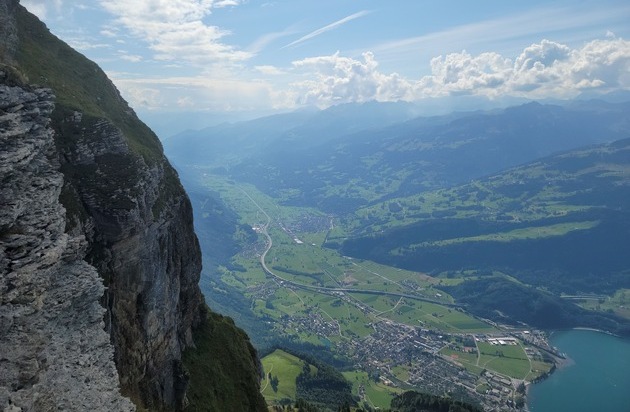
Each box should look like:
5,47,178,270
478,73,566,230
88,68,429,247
22,0,630,120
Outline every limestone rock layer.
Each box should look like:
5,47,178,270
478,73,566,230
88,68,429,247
1,0,205,410
0,82,135,411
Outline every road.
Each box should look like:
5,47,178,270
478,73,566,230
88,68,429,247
239,186,463,308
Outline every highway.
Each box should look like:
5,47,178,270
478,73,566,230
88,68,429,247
239,187,462,308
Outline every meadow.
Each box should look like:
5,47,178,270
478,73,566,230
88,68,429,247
261,350,308,402
477,342,531,379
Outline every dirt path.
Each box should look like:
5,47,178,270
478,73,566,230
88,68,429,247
260,363,274,393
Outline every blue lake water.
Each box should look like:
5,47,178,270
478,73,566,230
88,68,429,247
527,329,630,412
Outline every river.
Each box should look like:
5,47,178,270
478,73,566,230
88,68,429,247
527,329,630,411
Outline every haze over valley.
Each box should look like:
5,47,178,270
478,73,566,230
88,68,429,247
165,99,630,409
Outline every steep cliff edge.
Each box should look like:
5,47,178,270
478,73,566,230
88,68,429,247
0,78,135,412
0,1,266,410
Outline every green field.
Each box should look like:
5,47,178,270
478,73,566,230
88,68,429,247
198,174,501,343
477,342,531,379
261,350,307,402
525,360,554,381
206,177,493,326
409,221,599,248
340,161,601,238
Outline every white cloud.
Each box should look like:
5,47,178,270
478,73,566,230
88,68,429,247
514,40,571,72
370,4,630,74
21,0,74,21
283,10,372,49
100,29,118,38
287,38,630,107
291,52,413,107
108,37,630,113
108,74,292,112
247,27,297,54
423,52,512,97
121,85,164,109
21,0,50,19
119,54,143,63
442,38,630,99
99,0,250,66
66,39,111,51
214,0,240,7
254,65,286,76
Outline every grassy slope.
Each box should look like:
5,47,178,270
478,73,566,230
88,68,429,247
183,309,267,412
14,5,163,162
339,139,630,291
261,350,307,402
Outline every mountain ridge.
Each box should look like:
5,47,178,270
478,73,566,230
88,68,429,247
166,99,630,216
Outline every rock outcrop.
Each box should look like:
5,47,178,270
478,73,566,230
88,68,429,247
54,105,205,409
0,80,135,411
1,1,267,411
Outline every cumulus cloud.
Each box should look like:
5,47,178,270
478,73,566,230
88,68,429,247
423,51,512,97
291,52,413,107
288,38,630,107
107,36,629,114
514,40,571,72
99,0,250,66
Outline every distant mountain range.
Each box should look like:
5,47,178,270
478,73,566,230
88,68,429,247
167,99,630,212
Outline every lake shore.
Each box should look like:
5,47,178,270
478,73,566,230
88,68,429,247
526,329,630,412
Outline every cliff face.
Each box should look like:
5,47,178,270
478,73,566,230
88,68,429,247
54,100,204,409
0,80,135,411
0,1,266,411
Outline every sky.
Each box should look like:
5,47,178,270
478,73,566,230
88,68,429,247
21,0,630,134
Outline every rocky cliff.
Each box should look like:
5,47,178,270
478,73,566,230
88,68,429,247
0,1,266,411
0,75,136,412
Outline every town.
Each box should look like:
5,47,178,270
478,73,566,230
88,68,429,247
243,196,560,410
255,276,559,411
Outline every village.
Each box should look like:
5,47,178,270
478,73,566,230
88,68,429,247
268,286,560,411
242,209,561,410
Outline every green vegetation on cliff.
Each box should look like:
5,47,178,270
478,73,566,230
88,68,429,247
183,307,268,412
13,4,164,163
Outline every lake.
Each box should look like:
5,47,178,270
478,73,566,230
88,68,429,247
527,329,630,411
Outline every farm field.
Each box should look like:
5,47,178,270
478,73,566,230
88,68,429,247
477,342,531,379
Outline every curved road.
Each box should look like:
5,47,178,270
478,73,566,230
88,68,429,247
239,187,461,308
